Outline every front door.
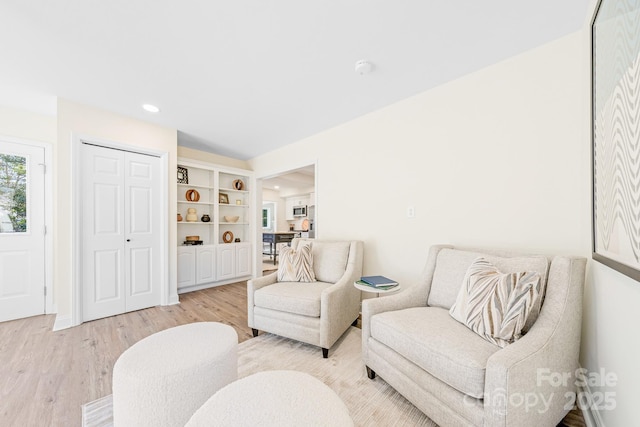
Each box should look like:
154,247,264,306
81,143,161,322
0,140,46,322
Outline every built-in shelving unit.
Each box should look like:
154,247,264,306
176,159,255,293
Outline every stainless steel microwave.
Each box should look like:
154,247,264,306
293,205,307,217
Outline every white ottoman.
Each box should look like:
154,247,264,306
186,370,353,427
113,322,238,427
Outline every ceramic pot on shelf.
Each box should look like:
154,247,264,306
186,207,197,222
201,214,211,223
177,213,183,222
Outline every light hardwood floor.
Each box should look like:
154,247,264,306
0,280,585,427
0,281,252,427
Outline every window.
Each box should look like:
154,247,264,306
0,154,27,233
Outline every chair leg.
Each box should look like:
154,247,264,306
366,366,376,379
322,348,329,358
252,328,259,337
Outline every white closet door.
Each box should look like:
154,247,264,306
124,151,161,312
82,144,161,322
0,140,46,322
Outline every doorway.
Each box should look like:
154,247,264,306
257,164,316,272
0,138,50,323
78,141,164,322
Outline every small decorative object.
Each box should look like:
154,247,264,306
201,214,211,222
224,215,239,223
289,224,294,231
177,213,183,222
232,179,244,190
234,238,240,242
185,189,200,202
222,231,234,243
236,199,242,205
219,193,229,204
177,166,188,184
184,235,202,245
186,207,197,222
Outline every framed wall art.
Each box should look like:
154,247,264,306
591,0,640,281
177,166,189,184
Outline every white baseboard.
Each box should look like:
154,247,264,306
52,314,72,331
168,294,180,305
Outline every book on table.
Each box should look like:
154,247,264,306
358,275,398,289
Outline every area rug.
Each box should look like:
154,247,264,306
82,327,437,426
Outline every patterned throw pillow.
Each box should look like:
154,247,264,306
449,258,541,348
277,244,316,282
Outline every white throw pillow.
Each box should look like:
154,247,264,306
277,244,316,282
449,257,541,347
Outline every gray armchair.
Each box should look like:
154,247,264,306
248,238,363,358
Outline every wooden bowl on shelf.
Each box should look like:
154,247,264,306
185,235,200,241
224,216,239,223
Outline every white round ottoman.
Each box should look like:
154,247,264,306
186,370,353,427
113,322,238,427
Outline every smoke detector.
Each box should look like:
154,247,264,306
355,60,373,75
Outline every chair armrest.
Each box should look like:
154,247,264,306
319,241,364,348
246,271,278,327
483,256,586,427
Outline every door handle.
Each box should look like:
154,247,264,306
126,239,131,242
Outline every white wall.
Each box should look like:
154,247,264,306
250,32,588,279
262,188,288,232
177,146,249,170
56,99,178,324
0,106,56,144
250,32,639,425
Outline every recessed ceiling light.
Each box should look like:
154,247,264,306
274,185,280,189
142,104,160,113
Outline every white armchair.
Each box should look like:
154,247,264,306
247,238,363,358
362,245,586,426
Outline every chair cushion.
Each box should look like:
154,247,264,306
449,257,542,347
427,248,549,332
311,241,351,283
277,244,315,282
370,306,500,398
254,281,334,317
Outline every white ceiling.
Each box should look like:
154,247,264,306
262,165,315,198
0,1,590,160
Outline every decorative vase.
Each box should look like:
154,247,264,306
186,207,197,222
177,213,183,222
201,214,211,223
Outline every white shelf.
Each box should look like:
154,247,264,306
219,222,250,225
178,222,215,225
178,201,215,206
178,183,215,190
219,187,249,194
